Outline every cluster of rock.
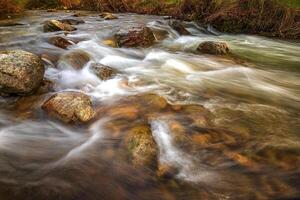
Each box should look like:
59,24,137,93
0,13,234,180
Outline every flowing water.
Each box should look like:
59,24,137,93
0,10,299,200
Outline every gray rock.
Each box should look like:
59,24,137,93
0,50,45,95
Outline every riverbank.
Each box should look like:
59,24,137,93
1,0,299,39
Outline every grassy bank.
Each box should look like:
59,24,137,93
0,0,299,39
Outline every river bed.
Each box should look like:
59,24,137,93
0,10,299,200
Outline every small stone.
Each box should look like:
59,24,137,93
59,19,85,25
157,164,178,180
197,41,230,55
49,36,74,49
169,21,190,35
90,63,116,80
61,50,91,69
99,12,118,20
44,20,76,32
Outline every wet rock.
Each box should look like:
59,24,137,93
108,105,139,121
59,19,85,25
115,26,155,48
100,12,118,20
152,28,169,41
43,20,76,32
125,124,158,168
157,164,178,180
140,93,168,111
90,63,116,80
102,39,118,48
49,36,74,49
169,21,190,35
72,13,87,17
0,20,24,27
197,41,230,55
42,92,95,123
62,50,91,69
0,50,45,95
47,9,57,12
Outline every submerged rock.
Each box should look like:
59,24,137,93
115,26,155,48
0,20,24,27
102,39,118,48
61,50,91,69
43,20,76,32
59,19,85,25
49,36,74,49
197,41,230,55
157,164,179,180
42,92,95,123
169,21,190,35
90,63,116,80
100,12,118,20
125,125,158,168
0,50,45,95
72,13,87,17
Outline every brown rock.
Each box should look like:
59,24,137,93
157,164,178,180
42,92,95,123
169,21,190,35
0,50,45,95
0,20,24,27
197,41,230,55
90,63,116,80
100,12,118,20
49,36,74,49
125,125,158,168
59,19,84,25
43,20,76,32
61,50,91,69
115,26,155,48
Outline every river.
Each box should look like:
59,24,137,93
0,10,299,200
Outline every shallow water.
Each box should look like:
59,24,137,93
0,10,299,200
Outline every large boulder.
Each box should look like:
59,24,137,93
115,27,155,48
197,41,230,55
169,21,190,35
43,20,76,32
125,125,158,168
0,50,44,95
42,92,95,123
90,63,116,80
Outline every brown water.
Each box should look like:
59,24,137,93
0,10,299,200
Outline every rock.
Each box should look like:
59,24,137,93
59,19,85,25
72,13,87,17
43,20,76,32
115,26,155,48
102,39,118,48
140,93,168,111
61,50,91,69
48,36,74,49
197,41,230,55
0,50,45,95
99,12,118,20
169,21,190,35
152,29,169,41
108,105,139,121
157,164,178,180
125,125,158,168
0,20,24,27
90,63,116,80
47,9,56,12
42,92,95,123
